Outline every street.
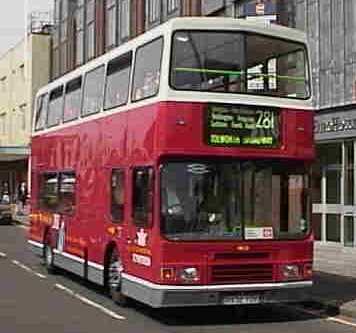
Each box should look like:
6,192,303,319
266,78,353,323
0,224,355,333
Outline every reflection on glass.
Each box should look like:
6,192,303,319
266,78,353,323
161,160,310,240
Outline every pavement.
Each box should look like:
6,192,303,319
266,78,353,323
11,212,356,322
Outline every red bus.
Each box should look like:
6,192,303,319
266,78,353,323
28,17,314,308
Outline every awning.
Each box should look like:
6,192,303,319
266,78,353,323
0,146,29,162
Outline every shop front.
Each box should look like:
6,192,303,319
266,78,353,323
313,107,356,277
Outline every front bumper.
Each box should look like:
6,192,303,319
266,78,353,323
121,273,312,308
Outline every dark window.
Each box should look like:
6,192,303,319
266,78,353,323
40,174,59,211
47,86,64,127
119,0,130,42
59,172,76,214
64,77,82,122
104,52,132,109
133,167,154,227
132,38,163,101
35,94,48,131
111,169,125,222
82,65,105,116
106,0,117,49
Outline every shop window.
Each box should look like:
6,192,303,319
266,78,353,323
344,216,354,247
133,167,154,227
344,141,354,206
326,214,340,242
35,94,48,131
312,213,322,241
132,38,163,101
47,86,64,127
104,52,132,109
82,65,105,116
111,169,125,222
64,77,82,122
320,144,341,204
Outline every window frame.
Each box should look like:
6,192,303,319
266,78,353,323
104,51,132,111
131,36,164,103
132,166,154,228
111,168,125,223
81,64,106,117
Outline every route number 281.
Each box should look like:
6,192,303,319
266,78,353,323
256,111,275,129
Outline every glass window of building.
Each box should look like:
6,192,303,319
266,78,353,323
326,214,340,242
132,38,163,101
119,0,130,42
75,4,85,66
344,216,354,247
106,0,117,49
104,52,132,109
64,77,82,122
86,0,95,60
166,0,180,16
82,65,105,116
146,0,161,27
319,144,342,204
344,141,354,206
47,86,64,127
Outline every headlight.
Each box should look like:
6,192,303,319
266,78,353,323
179,267,200,283
281,264,301,281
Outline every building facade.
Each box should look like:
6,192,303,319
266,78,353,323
51,0,356,277
0,32,51,204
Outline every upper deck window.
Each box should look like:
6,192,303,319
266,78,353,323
64,77,82,122
132,37,163,102
104,52,132,110
47,86,64,128
35,94,48,131
171,31,310,100
82,65,105,116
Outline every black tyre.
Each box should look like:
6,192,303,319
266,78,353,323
107,249,128,306
44,243,56,274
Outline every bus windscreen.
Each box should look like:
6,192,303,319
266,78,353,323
170,31,310,99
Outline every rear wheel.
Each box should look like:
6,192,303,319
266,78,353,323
107,249,128,306
44,243,56,274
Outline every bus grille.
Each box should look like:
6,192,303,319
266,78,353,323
211,264,274,284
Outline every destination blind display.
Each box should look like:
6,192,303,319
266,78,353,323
206,105,280,147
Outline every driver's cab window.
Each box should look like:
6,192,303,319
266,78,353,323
133,167,153,227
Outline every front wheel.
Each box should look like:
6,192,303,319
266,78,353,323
107,250,128,306
44,243,56,274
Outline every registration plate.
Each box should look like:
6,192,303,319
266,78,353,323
222,294,261,305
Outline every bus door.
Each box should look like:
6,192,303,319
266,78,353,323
126,167,154,278
57,172,81,257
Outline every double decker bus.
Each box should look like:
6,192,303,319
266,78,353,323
28,17,314,308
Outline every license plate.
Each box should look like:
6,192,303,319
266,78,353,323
222,294,261,305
